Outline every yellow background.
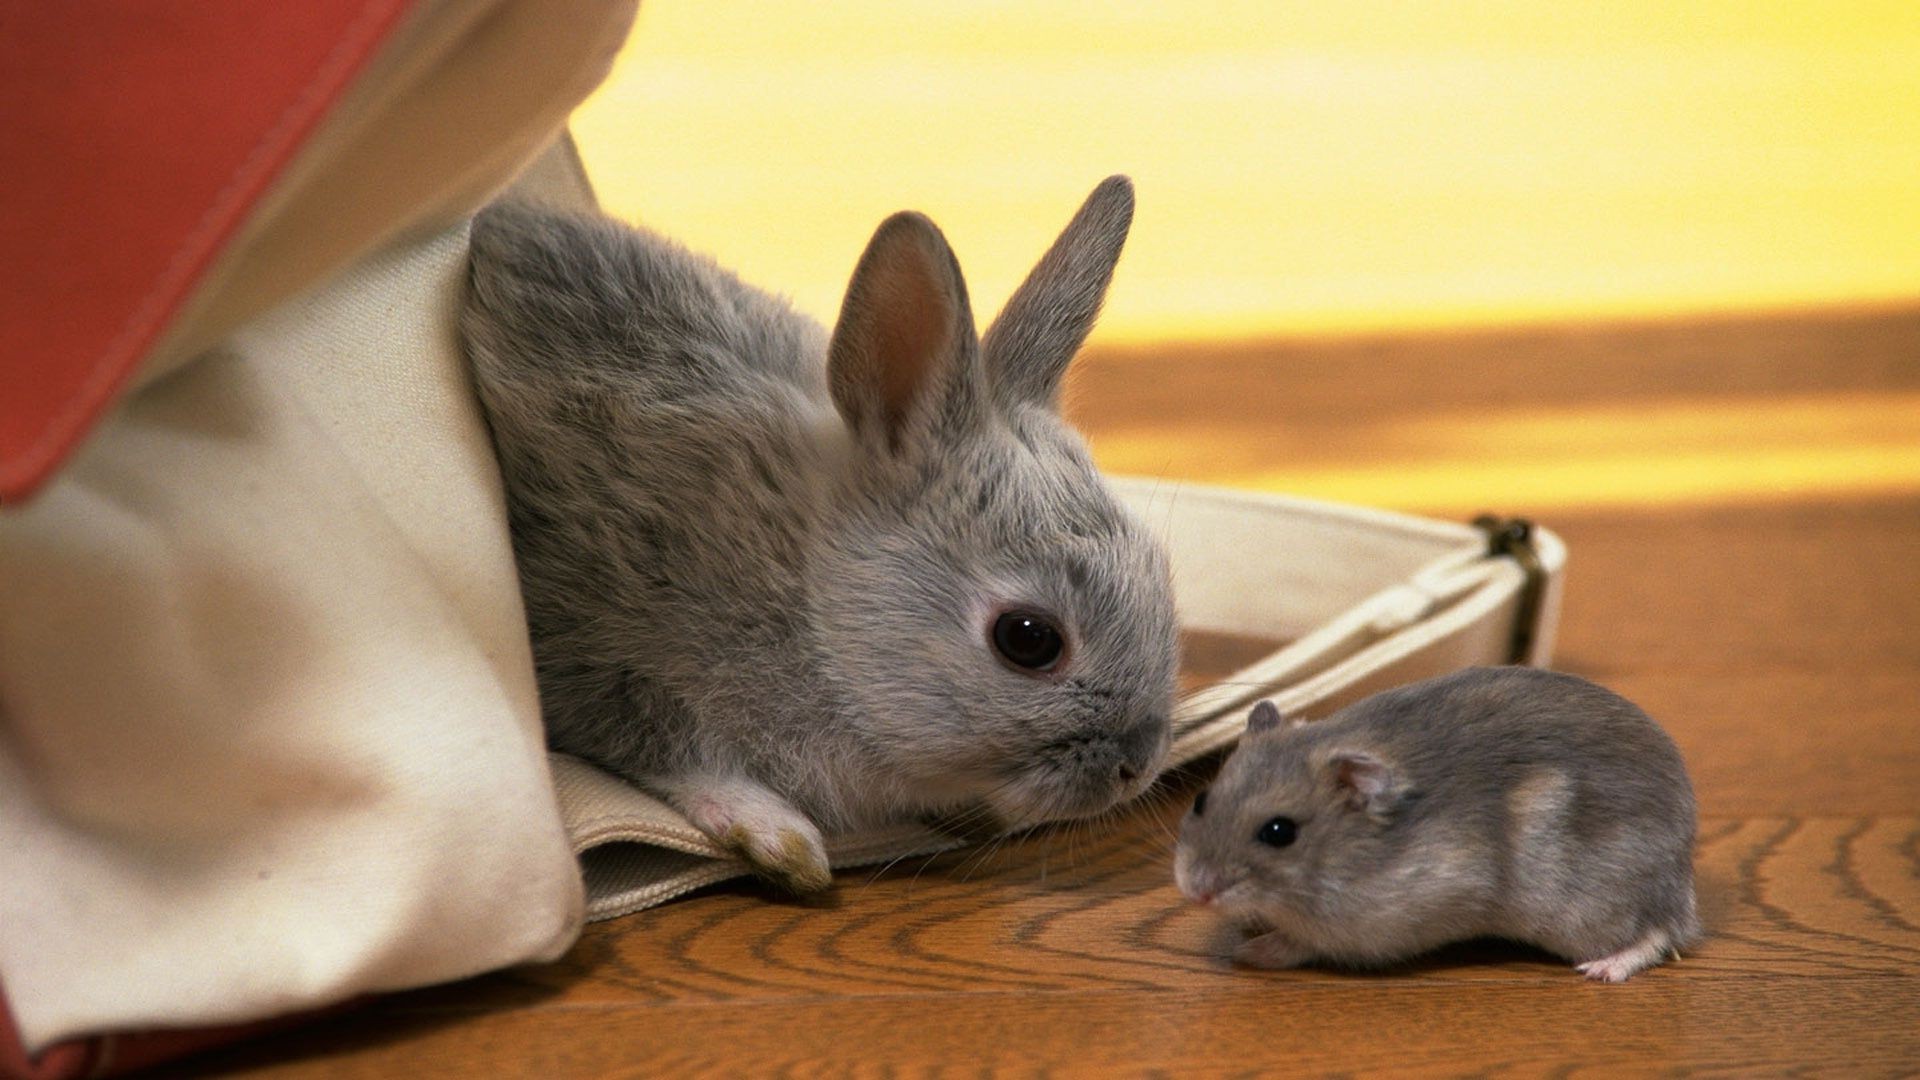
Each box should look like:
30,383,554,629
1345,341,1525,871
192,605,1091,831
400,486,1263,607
570,3,1920,511
574,1,1920,343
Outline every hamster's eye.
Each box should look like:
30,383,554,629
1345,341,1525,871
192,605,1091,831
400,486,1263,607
1255,817,1298,848
992,611,1065,672
1191,788,1209,817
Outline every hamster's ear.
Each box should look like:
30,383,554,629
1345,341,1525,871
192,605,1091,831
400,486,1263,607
1327,750,1404,819
827,211,982,454
1248,701,1309,735
980,175,1133,412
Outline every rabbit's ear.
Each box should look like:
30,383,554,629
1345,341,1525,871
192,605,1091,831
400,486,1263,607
980,175,1134,411
827,211,981,453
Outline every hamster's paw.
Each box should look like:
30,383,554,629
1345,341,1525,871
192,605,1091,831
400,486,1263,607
670,776,833,893
1576,929,1676,983
1233,930,1315,970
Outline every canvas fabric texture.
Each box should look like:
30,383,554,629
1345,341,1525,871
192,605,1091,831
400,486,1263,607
0,206,588,1055
0,0,634,1054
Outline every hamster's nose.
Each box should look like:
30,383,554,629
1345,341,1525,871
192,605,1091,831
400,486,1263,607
1173,860,1222,906
1182,881,1219,907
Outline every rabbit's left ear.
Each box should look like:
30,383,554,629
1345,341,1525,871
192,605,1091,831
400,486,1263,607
827,211,982,454
981,175,1134,411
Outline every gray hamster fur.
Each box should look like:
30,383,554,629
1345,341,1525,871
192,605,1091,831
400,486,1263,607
462,178,1178,892
1174,666,1701,982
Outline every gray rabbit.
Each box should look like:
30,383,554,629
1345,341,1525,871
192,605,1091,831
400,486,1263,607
462,178,1178,892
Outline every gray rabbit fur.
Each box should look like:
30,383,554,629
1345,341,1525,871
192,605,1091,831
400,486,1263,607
1175,667,1701,982
462,177,1178,891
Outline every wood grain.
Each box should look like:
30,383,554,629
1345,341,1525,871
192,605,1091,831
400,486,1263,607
166,808,1920,1078
156,305,1920,1078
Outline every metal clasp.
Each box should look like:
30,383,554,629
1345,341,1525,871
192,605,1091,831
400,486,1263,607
1472,514,1547,665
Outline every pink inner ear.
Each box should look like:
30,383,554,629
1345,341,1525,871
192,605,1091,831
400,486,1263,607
1334,753,1393,806
870,245,952,443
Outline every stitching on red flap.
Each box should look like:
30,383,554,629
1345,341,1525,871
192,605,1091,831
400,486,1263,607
0,0,410,494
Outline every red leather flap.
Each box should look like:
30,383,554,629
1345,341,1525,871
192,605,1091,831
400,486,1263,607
0,1,415,503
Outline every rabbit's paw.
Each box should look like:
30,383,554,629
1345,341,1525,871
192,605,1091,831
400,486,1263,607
673,777,833,893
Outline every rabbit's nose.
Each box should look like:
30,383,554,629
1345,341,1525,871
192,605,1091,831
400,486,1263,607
1122,715,1170,776
1117,743,1162,791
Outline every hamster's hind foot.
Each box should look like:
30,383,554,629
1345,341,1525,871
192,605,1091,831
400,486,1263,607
1232,929,1316,970
1575,928,1678,983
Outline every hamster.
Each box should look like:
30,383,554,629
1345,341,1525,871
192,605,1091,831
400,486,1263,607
462,178,1178,891
1174,666,1701,982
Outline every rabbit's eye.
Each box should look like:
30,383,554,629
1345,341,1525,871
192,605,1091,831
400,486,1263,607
992,611,1064,672
1255,817,1298,848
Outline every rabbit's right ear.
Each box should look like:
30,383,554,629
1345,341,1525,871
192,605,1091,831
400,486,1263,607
980,176,1134,412
826,212,981,454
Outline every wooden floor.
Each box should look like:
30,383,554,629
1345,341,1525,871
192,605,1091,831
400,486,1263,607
162,306,1920,1078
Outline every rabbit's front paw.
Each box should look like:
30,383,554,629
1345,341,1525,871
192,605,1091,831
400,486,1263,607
672,777,833,893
